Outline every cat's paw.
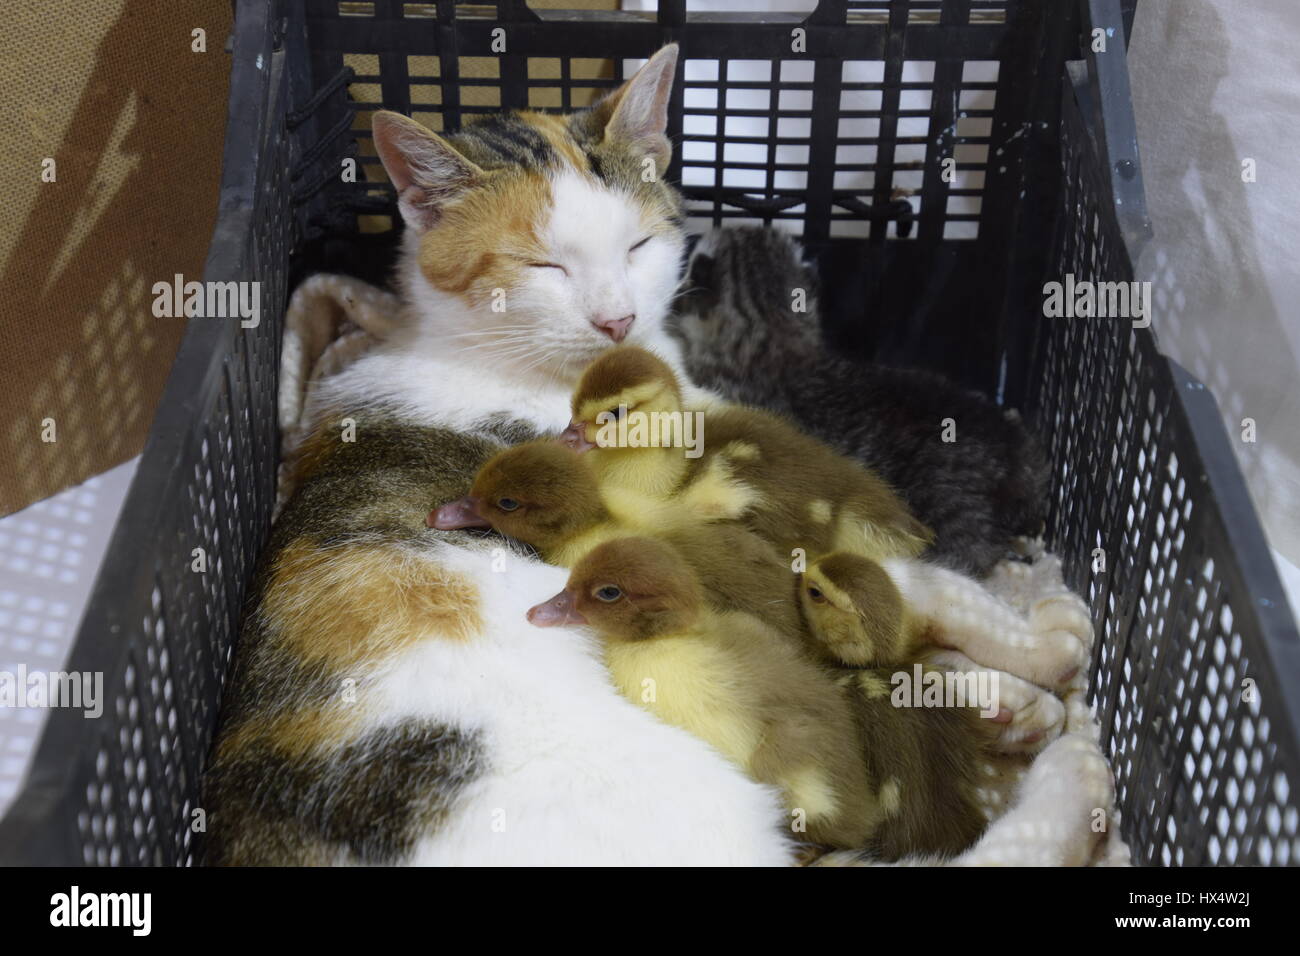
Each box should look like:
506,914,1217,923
926,650,1066,755
1029,592,1094,648
984,671,1066,755
1022,594,1092,689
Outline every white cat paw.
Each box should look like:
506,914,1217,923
985,672,1066,755
1029,592,1094,646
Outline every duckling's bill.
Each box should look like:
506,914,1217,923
527,589,588,628
428,496,492,530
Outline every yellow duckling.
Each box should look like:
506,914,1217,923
799,551,923,668
562,346,933,563
527,535,883,850
800,549,1087,690
429,440,804,639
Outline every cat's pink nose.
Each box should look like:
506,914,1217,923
592,313,635,342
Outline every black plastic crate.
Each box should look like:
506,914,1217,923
2,0,1296,866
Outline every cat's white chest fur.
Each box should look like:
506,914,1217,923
309,331,792,866
368,547,792,866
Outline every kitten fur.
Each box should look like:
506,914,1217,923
671,225,1048,576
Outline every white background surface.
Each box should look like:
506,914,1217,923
1129,0,1300,598
0,456,139,817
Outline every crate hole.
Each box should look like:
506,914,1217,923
728,59,772,82
462,86,501,108
893,170,923,191
894,144,927,165
899,89,932,111
410,86,442,106
349,83,383,104
777,89,811,112
681,166,712,189
835,144,877,166
781,60,814,83
830,219,871,238
683,114,717,137
901,60,935,83
682,141,716,163
960,89,996,112
838,117,880,140
725,115,768,138
723,142,767,165
946,194,982,217
842,60,886,84
841,89,883,112
721,168,766,189
727,87,771,111
344,53,380,76
460,56,500,79
833,170,875,190
776,117,810,139
962,60,1000,84
527,57,560,79
897,116,930,138
684,0,817,11
412,110,443,131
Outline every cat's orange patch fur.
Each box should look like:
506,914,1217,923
215,704,359,765
418,171,552,305
263,538,485,669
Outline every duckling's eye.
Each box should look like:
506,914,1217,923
806,586,827,604
594,585,623,602
497,497,520,512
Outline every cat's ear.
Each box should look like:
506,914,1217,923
372,111,484,234
596,44,678,174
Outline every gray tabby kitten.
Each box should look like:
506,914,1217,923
670,226,1047,577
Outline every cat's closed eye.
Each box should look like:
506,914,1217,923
628,236,652,255
527,261,568,275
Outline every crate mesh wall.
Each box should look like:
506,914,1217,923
323,0,1028,247
72,145,292,867
1029,82,1300,866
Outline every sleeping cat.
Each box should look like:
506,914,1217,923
201,45,1106,866
670,226,1048,576
202,46,794,866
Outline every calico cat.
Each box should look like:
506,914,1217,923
201,46,795,866
670,226,1048,576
